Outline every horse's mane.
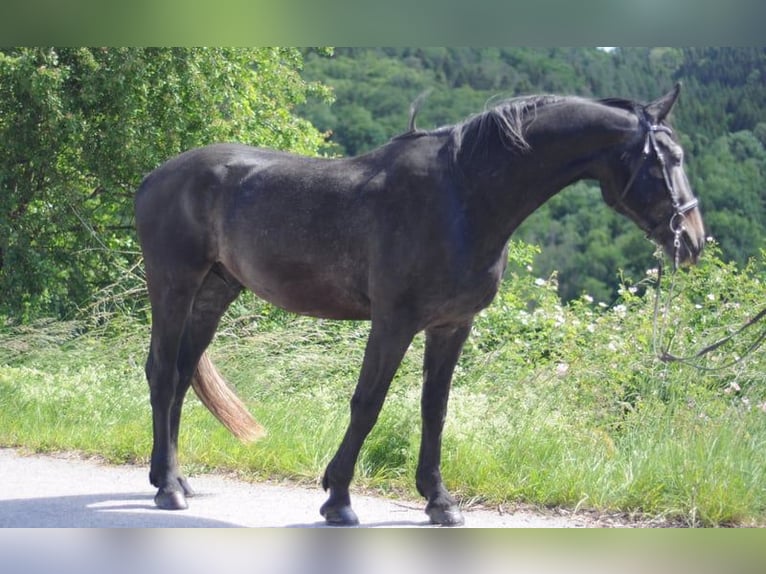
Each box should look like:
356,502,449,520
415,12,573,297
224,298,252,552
395,93,644,163
450,95,565,156
597,97,642,115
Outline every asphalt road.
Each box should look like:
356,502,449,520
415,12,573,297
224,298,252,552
0,448,599,527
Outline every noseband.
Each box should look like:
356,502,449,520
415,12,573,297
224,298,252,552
618,116,699,266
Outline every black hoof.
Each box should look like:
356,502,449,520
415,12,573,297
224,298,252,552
426,505,465,526
154,489,188,510
320,503,360,526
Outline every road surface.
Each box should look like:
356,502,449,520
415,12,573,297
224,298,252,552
0,447,609,527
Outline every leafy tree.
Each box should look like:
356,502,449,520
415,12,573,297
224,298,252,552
0,47,330,321
694,130,766,265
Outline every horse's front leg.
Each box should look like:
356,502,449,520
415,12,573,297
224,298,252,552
320,317,416,526
416,322,472,526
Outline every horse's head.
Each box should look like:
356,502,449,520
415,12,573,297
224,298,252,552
600,84,705,266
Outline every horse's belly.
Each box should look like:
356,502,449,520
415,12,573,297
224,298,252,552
233,260,371,320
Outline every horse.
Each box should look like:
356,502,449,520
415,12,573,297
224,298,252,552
134,84,705,526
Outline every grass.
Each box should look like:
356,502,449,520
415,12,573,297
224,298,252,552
2,246,766,526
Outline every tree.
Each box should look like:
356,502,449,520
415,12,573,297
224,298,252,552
0,47,330,321
694,130,766,265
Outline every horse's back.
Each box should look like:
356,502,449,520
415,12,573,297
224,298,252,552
135,143,332,250
136,143,283,210
135,143,376,319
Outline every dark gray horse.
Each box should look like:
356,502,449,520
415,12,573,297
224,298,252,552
135,85,705,526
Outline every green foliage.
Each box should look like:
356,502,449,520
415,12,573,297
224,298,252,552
514,182,657,303
694,130,766,266
0,47,330,321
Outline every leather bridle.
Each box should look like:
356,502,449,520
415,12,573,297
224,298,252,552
616,115,699,268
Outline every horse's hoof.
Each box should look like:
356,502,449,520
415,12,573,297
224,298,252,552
154,489,188,510
178,476,195,498
320,503,360,526
426,505,465,526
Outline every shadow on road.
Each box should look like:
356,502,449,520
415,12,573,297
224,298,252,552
285,519,432,528
0,492,241,527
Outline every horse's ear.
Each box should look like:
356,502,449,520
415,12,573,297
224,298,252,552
645,82,681,123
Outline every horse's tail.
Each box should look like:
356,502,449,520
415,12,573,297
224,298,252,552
191,352,266,442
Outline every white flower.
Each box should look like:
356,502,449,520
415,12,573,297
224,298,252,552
724,381,741,395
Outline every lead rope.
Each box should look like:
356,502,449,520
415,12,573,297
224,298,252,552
651,231,681,363
652,236,766,371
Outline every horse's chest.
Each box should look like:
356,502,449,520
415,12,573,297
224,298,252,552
427,262,505,323
459,268,503,310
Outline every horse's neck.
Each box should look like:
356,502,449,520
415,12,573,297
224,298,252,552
463,100,638,256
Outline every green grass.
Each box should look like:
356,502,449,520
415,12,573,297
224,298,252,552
2,245,766,526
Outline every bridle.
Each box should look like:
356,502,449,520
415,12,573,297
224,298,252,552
617,114,699,269
629,116,766,369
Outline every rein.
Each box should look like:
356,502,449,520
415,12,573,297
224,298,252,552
621,116,766,370
652,257,766,370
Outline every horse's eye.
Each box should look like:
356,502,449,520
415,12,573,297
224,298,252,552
649,165,664,179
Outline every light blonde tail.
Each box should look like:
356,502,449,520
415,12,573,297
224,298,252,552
191,352,266,442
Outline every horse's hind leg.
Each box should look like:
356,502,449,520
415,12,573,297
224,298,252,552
149,265,243,510
416,322,472,526
168,266,243,484
144,267,204,510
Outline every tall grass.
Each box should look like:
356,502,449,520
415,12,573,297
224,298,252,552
1,241,765,526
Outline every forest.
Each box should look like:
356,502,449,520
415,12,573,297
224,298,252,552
1,47,765,319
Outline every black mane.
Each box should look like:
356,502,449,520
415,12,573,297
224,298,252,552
450,95,564,155
395,94,649,163
598,96,641,112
